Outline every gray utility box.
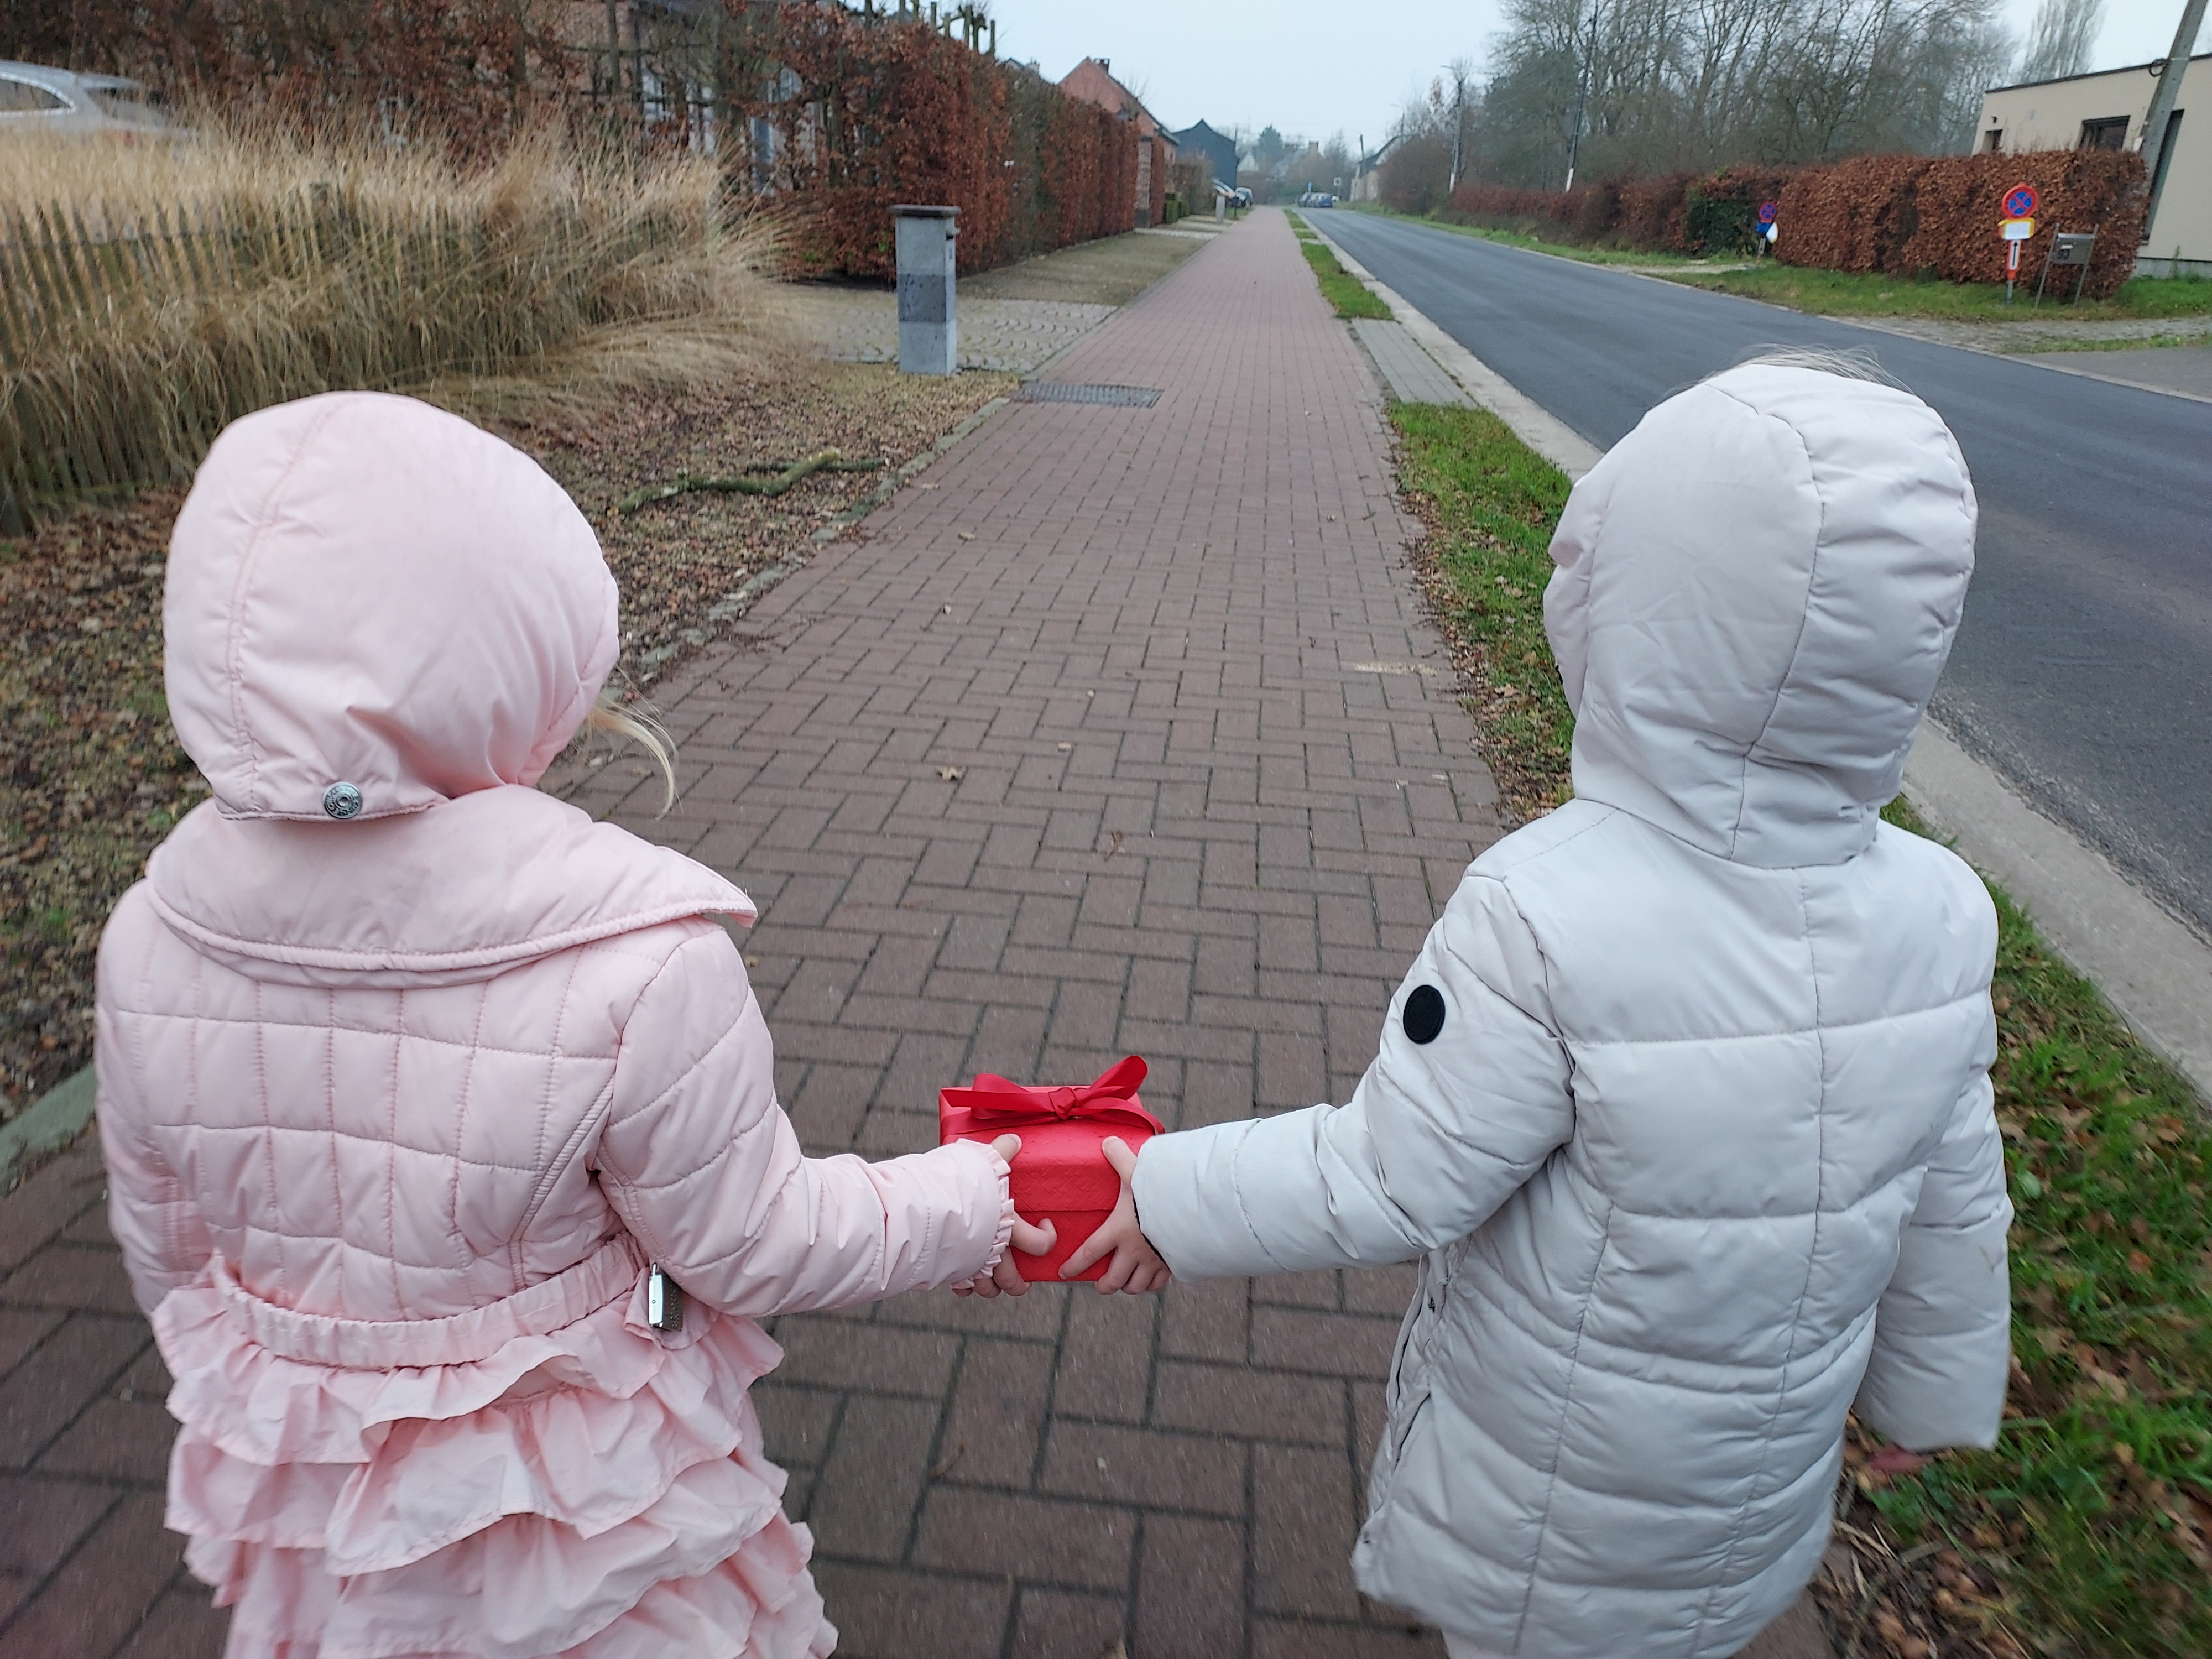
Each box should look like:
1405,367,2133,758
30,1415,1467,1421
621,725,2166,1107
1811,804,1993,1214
893,205,959,376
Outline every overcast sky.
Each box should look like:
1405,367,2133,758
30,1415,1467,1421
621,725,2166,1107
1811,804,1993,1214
983,1,2198,152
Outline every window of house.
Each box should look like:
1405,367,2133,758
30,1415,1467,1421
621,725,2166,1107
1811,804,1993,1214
0,76,67,112
1983,128,2004,152
2079,116,2129,150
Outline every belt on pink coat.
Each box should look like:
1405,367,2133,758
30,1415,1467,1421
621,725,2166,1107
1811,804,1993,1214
202,1233,648,1370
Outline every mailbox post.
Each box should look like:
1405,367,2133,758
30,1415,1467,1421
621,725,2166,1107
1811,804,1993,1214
893,205,959,376
2034,231,2097,309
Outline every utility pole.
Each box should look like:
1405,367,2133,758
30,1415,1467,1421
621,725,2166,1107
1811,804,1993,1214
1563,0,1599,192
2135,0,2208,236
1448,69,1466,194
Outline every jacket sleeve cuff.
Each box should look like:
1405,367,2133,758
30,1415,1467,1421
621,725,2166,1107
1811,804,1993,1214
927,1139,1015,1289
975,1144,1016,1278
1131,1118,1283,1279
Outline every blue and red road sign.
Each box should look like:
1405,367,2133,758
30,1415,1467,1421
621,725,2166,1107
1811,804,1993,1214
2003,184,2039,220
1757,201,1778,226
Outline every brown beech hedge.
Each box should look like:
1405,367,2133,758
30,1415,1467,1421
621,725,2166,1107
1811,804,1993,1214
2,0,1143,281
752,4,1135,279
1446,149,2146,298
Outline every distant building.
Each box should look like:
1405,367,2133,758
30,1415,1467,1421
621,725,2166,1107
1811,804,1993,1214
1975,54,2206,276
1170,119,1240,195
1059,56,1176,227
1350,134,1399,204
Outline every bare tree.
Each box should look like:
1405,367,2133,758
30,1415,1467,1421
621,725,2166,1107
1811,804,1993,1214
1465,0,2013,185
2015,0,2103,84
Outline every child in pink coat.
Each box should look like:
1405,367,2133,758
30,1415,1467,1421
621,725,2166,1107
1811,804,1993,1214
96,392,1048,1658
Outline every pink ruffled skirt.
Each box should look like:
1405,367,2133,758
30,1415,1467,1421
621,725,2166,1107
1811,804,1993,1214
151,1238,837,1659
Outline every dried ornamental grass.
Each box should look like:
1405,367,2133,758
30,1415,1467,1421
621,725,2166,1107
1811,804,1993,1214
0,121,793,530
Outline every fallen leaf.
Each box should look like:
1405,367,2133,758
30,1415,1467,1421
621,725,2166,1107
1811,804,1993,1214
956,530,976,541
1867,1445,1928,1477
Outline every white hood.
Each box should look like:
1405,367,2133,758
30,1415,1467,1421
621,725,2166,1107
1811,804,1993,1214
1543,363,1977,867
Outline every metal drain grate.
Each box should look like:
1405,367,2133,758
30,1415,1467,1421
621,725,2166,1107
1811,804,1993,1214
1014,381,1162,408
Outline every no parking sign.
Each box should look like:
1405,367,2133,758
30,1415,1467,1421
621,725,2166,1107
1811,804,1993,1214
2000,183,2040,294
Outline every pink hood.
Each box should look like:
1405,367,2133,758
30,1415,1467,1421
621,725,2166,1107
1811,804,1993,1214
167,391,617,821
156,393,752,982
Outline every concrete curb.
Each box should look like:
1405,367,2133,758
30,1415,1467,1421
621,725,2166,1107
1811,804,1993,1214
1305,212,2212,1101
1299,217,1604,479
1907,721,2212,1096
1,1065,95,1193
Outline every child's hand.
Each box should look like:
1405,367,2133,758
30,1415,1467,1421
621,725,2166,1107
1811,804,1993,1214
1061,1136,1171,1294
955,1135,1058,1298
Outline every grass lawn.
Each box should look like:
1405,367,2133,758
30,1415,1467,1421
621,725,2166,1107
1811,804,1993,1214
1285,211,1393,320
1660,263,2212,324
1391,400,2212,1659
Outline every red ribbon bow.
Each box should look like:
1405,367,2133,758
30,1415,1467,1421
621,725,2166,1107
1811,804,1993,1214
942,1056,1160,1134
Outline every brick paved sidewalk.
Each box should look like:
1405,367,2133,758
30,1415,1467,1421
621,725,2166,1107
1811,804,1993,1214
559,208,1493,1657
0,207,1829,1658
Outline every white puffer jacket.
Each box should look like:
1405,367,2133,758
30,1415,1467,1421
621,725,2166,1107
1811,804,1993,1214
1134,364,2012,1658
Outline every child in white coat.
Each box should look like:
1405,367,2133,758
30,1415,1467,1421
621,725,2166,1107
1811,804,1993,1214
1070,356,2013,1659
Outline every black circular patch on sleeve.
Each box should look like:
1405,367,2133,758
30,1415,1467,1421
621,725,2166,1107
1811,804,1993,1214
1402,984,1446,1045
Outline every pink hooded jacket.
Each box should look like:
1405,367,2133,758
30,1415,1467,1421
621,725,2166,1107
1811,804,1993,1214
94,392,1013,1659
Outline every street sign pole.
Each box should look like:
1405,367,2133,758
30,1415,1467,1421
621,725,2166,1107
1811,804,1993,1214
2000,184,2038,304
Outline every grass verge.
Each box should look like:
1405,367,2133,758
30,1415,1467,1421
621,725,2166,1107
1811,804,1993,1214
1389,399,2212,1658
1285,211,1392,320
1655,263,2212,324
1390,405,1573,818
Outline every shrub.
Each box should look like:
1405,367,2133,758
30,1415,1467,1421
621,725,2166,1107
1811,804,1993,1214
1379,131,1454,215
1681,166,1793,256
5,1,1145,283
0,0,573,161
1775,154,1931,273
1443,149,2146,297
1898,150,2145,298
1615,174,1691,251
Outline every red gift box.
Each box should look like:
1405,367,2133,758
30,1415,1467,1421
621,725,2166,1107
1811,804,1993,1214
939,1056,1161,1282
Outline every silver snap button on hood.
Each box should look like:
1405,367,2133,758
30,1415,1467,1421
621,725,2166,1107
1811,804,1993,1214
322,782,363,820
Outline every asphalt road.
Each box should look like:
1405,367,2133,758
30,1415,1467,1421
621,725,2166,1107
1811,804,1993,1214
1322,210,2212,940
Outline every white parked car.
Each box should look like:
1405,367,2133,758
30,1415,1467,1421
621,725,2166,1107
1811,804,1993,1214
0,60,174,136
